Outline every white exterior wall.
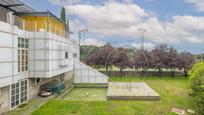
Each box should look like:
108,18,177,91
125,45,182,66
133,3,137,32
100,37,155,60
0,17,79,87
28,31,79,78
0,6,79,113
0,20,18,88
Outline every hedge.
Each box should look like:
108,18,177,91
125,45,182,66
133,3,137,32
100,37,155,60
189,62,204,115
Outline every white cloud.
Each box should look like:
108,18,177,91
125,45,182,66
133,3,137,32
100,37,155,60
49,0,82,5
65,1,204,44
80,38,106,46
184,0,204,12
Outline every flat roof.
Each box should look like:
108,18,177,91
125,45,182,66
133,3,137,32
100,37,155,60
15,11,66,24
0,0,35,12
0,0,65,24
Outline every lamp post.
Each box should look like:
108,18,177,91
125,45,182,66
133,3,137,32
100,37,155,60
138,28,146,51
78,29,88,61
201,50,204,62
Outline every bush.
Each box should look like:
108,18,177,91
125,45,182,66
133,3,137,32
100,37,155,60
189,62,204,115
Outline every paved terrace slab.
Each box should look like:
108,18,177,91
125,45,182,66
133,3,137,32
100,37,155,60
107,82,160,101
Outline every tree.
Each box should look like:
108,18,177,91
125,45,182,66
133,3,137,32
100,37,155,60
189,62,204,114
60,7,66,22
112,48,129,72
151,44,169,77
86,44,115,73
166,47,178,77
177,52,195,77
131,49,150,73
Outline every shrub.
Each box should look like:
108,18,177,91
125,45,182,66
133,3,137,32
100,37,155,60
189,62,204,115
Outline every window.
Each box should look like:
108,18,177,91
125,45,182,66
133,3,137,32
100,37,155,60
11,80,28,108
11,82,20,108
65,52,68,59
32,78,41,85
20,80,27,103
73,53,78,58
18,38,28,72
18,37,29,49
36,78,41,83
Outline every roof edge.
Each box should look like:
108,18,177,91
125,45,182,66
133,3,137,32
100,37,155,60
14,11,66,24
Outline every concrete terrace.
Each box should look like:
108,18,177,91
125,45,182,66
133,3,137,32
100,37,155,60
107,82,160,101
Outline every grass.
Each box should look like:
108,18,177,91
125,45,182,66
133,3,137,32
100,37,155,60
61,88,107,101
73,83,108,88
7,98,44,115
32,77,196,115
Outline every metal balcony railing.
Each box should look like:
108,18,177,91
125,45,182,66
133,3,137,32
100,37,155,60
14,16,23,29
0,7,8,23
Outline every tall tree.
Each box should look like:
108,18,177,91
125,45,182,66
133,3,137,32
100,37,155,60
132,49,150,72
177,52,195,77
151,44,169,76
60,7,66,22
86,44,115,73
167,47,178,77
113,48,129,72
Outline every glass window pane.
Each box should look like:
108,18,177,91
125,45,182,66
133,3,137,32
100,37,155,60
11,102,15,108
16,100,19,105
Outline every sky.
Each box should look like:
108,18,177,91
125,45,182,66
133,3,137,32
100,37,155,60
22,0,204,54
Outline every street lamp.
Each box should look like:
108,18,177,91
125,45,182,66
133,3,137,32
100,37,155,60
201,49,204,62
138,28,147,51
79,29,88,46
78,29,88,61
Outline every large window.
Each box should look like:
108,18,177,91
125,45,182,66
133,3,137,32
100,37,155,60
20,80,27,103
18,38,28,72
11,82,20,108
11,80,28,108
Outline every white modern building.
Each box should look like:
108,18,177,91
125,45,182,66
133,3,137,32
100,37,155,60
0,0,80,113
0,0,108,113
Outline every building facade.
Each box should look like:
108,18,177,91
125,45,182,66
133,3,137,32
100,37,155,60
0,0,79,113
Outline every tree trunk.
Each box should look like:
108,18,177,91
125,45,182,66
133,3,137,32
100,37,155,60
106,66,108,76
172,68,175,78
159,68,162,77
184,69,188,78
109,66,112,77
120,68,123,76
120,68,123,72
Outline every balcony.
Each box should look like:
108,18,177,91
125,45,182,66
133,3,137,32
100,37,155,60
0,6,9,23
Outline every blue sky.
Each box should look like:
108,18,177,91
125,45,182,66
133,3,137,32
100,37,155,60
22,0,204,54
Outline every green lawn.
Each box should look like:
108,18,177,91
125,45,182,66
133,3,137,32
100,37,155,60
32,77,196,115
61,88,107,101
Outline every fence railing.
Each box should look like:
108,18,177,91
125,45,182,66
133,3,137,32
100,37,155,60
100,71,184,77
14,16,23,29
0,8,8,23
